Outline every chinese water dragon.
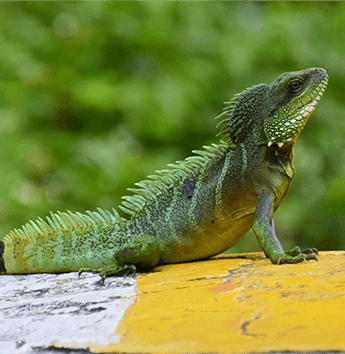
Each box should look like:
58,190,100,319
0,67,329,282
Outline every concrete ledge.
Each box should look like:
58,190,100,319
1,251,345,353
0,272,136,353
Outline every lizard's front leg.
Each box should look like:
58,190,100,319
252,190,318,264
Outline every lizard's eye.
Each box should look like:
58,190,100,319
287,78,304,93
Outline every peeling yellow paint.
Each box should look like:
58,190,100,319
92,251,345,353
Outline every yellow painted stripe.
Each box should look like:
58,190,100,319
92,251,345,353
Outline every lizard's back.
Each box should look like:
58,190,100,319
128,142,293,264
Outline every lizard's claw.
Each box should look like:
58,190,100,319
285,246,318,257
78,267,104,282
78,264,137,284
276,246,318,264
302,247,319,256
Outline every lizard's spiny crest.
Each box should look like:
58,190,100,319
216,83,269,147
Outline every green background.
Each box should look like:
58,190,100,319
0,2,344,254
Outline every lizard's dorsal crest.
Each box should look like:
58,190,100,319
3,142,229,241
119,143,228,218
216,83,269,147
4,208,127,250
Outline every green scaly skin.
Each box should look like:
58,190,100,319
0,68,328,283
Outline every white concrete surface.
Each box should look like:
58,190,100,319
0,272,136,354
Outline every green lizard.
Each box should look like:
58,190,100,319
0,67,328,282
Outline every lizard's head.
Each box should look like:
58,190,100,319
217,67,328,147
264,67,328,147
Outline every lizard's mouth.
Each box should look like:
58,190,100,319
296,75,328,120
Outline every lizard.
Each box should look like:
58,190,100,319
0,67,328,282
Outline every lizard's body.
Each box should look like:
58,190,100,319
0,68,328,281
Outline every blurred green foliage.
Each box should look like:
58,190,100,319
0,2,344,253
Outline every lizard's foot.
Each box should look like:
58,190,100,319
78,264,136,284
285,246,318,257
276,246,318,264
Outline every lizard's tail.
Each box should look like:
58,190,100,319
1,208,127,274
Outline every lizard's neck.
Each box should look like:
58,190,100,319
266,141,296,178
241,137,295,164
239,140,296,180
274,141,295,163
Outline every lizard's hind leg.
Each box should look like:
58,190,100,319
78,234,160,284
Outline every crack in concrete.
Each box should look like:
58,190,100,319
240,312,262,336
